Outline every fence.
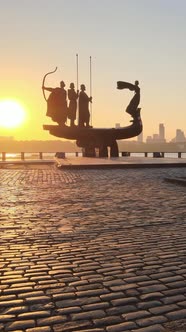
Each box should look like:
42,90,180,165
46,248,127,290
121,152,183,158
0,151,186,161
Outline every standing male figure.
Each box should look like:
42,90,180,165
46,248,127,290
67,82,79,127
42,81,68,125
78,84,92,127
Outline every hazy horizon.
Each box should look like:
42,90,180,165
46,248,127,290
1,132,186,154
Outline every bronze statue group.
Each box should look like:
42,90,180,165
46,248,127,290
42,80,92,128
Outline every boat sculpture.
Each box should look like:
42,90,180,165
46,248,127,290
43,80,143,157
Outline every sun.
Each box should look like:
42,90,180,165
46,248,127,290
0,100,26,128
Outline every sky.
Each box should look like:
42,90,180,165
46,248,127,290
0,0,186,141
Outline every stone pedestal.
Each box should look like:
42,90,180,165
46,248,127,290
82,146,96,157
81,140,119,158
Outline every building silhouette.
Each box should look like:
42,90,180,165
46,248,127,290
159,123,165,142
176,129,185,142
137,132,143,143
146,123,166,143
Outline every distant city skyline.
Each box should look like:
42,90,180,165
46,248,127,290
146,123,186,143
114,123,186,143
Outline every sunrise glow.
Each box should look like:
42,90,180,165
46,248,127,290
0,100,26,128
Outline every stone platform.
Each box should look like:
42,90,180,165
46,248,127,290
0,164,185,332
55,156,186,169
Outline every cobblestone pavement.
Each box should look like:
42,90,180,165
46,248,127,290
0,165,186,332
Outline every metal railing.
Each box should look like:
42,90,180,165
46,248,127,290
1,152,44,162
0,151,185,161
0,152,81,162
120,152,184,158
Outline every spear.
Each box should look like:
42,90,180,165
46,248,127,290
76,53,79,125
76,53,79,90
89,56,92,126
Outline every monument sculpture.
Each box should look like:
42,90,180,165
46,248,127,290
42,68,143,157
67,82,79,127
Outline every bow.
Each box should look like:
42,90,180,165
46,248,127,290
42,67,58,101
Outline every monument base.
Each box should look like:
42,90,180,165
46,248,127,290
43,109,142,159
80,140,119,158
82,146,96,157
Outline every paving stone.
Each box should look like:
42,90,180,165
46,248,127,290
175,268,186,274
122,310,151,320
0,294,17,301
106,321,137,331
161,294,185,304
140,291,165,300
76,289,109,297
150,272,175,280
159,266,180,272
162,287,186,297
71,310,106,321
138,285,167,294
5,330,23,332
3,287,34,294
29,303,54,311
177,300,186,308
24,296,51,304
100,291,124,301
138,280,161,288
69,280,88,287
149,304,178,315
75,329,105,332
53,320,91,331
52,292,76,300
102,279,126,287
26,328,51,332
0,299,24,307
0,315,15,322
106,305,137,315
10,282,36,288
131,325,166,331
137,301,162,310
159,275,184,283
93,316,122,327
18,311,50,319
126,288,140,296
82,302,110,311
165,309,186,320
1,278,29,284
165,281,186,288
111,296,138,306
3,307,28,315
125,276,151,283
56,306,82,314
18,291,45,298
37,315,67,326
136,315,168,327
56,296,100,308
5,320,35,331
110,283,138,291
